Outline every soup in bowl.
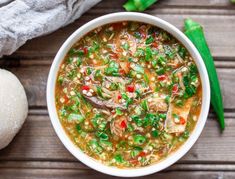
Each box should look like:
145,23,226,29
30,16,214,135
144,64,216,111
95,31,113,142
47,12,210,177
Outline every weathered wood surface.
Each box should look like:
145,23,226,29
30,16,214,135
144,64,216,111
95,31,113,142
1,169,235,179
0,0,235,178
10,0,235,59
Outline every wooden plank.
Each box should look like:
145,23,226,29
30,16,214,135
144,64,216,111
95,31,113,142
6,65,50,107
0,168,234,179
1,161,235,171
12,15,235,60
7,1,235,59
3,64,235,109
0,112,234,163
97,0,235,8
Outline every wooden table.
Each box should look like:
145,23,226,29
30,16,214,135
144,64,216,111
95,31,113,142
0,0,235,178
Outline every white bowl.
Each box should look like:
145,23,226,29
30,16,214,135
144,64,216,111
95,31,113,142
47,12,210,177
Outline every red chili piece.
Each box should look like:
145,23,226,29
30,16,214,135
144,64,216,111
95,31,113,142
110,52,118,59
82,85,90,91
63,95,69,104
172,84,179,94
83,47,88,55
119,69,125,75
120,120,127,129
117,94,122,100
126,85,135,93
157,75,166,81
138,151,146,157
152,42,158,48
180,117,186,125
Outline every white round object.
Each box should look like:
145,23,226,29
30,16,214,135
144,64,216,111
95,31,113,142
0,69,28,149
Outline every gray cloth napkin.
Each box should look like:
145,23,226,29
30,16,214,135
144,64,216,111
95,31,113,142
0,0,101,57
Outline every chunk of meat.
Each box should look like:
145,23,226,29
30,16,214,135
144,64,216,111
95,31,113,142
110,117,127,137
146,94,168,112
83,95,127,110
165,97,193,133
149,97,168,112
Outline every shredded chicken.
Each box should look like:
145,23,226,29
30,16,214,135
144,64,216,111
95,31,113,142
105,76,131,84
110,117,127,137
148,97,168,112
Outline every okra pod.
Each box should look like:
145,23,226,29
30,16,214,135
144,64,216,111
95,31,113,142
184,19,225,130
123,0,157,12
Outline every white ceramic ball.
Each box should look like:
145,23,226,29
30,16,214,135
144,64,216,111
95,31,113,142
0,69,28,149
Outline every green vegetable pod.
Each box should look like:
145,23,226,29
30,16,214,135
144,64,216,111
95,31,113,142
184,19,225,130
123,0,157,12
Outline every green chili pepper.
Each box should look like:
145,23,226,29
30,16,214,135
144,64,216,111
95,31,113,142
86,67,92,75
132,115,143,126
151,129,159,138
115,108,123,115
131,147,142,158
58,75,64,85
94,69,102,79
96,131,109,140
184,18,225,130
146,36,154,45
96,86,103,98
114,154,124,163
75,57,81,67
75,124,82,133
133,134,146,145
145,47,152,61
123,0,157,12
143,74,150,84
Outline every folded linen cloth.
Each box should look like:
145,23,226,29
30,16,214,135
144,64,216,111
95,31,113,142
0,0,101,57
